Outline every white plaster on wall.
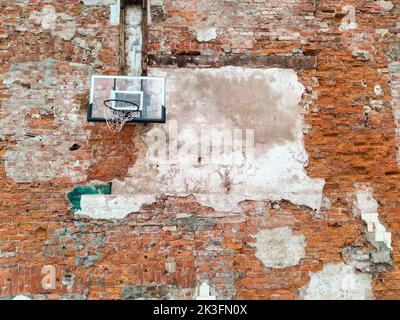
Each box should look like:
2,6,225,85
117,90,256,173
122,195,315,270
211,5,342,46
5,138,90,183
165,257,176,274
339,5,358,32
125,5,143,76
25,6,77,41
376,29,389,38
2,60,92,183
83,0,116,5
83,0,120,27
12,295,32,300
194,281,217,300
147,0,307,53
354,184,392,250
195,27,217,42
150,0,164,5
376,1,394,12
300,263,374,300
374,84,383,97
109,0,121,26
75,194,156,220
251,227,306,269
0,251,16,258
105,67,325,218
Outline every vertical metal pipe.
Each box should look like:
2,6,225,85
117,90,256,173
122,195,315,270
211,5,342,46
119,0,126,73
142,0,148,76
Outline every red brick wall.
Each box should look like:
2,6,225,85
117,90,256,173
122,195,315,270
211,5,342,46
0,0,400,299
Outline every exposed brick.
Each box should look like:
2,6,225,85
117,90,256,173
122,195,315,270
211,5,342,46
1,0,400,301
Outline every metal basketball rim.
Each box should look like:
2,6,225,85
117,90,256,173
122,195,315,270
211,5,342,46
103,99,140,133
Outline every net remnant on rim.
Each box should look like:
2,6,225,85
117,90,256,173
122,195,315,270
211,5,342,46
103,99,140,133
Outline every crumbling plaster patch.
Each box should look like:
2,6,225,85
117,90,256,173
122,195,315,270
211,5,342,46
96,67,325,219
194,281,218,300
195,27,217,42
375,1,394,12
352,49,374,62
251,227,306,269
12,295,32,300
345,184,394,274
2,59,92,183
4,137,89,183
1,59,90,137
109,0,121,26
82,0,117,5
125,5,143,76
354,184,392,250
82,0,120,26
300,263,374,300
339,5,358,32
67,183,112,212
121,284,190,300
342,245,392,274
152,0,307,54
76,194,156,220
18,5,77,41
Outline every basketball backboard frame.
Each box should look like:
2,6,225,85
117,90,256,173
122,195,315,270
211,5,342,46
87,75,166,124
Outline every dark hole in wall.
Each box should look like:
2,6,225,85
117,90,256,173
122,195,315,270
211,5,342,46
70,144,81,151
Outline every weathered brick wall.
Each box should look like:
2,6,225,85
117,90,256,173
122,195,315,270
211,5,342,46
0,0,400,300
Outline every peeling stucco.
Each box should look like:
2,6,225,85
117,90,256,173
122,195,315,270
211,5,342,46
352,50,374,62
82,0,116,6
109,0,121,26
342,245,393,274
251,227,306,269
75,194,156,220
2,59,92,183
67,183,112,212
100,67,325,219
194,281,218,300
339,5,358,32
12,295,32,300
19,6,77,41
354,184,392,250
375,1,394,11
195,27,218,42
1,0,400,302
167,215,217,232
300,263,374,300
125,5,143,76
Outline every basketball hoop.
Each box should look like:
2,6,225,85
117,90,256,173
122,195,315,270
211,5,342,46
103,99,140,133
88,75,166,130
